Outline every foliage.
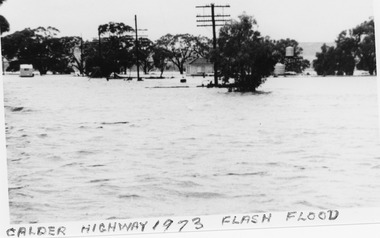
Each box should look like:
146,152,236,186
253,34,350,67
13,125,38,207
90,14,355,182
0,0,9,35
2,28,34,62
155,33,203,74
193,35,212,59
334,31,356,75
137,37,154,74
94,22,135,77
81,40,102,76
215,14,276,91
352,19,376,75
0,15,9,34
52,36,85,74
152,45,172,77
1,27,78,74
313,44,336,76
98,22,134,37
272,38,310,73
313,18,376,76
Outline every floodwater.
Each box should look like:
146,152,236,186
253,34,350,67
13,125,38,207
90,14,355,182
3,74,380,224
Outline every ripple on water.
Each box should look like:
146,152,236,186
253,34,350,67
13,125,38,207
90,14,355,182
181,192,224,199
294,200,328,210
282,149,306,154
38,133,48,138
293,165,306,170
118,194,141,199
89,179,111,183
61,162,83,167
100,121,129,125
77,150,96,155
8,186,27,191
6,106,24,112
214,172,268,177
232,193,266,198
7,106,34,113
14,192,34,198
4,75,380,223
47,155,62,161
11,158,23,162
276,175,309,180
88,164,106,168
181,180,201,187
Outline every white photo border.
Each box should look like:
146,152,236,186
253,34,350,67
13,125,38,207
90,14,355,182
1,0,380,237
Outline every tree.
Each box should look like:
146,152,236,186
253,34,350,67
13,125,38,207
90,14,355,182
0,0,9,35
334,31,356,75
0,15,9,34
98,22,134,37
193,35,212,59
356,32,376,75
313,18,376,76
272,38,310,73
313,44,336,76
215,14,276,91
152,45,171,77
95,22,135,77
2,28,34,63
24,27,63,75
1,26,71,74
2,26,82,74
82,39,101,76
156,33,198,74
137,37,154,74
353,19,376,75
48,36,85,74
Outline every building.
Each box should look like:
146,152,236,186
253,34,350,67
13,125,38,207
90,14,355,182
186,58,214,76
273,63,285,76
20,64,34,77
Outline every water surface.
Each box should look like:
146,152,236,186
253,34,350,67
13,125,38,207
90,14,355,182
3,75,380,224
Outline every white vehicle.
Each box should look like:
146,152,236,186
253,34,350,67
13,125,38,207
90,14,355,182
20,64,34,77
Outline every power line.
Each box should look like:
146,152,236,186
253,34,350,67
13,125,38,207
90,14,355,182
196,19,230,22
196,3,230,86
134,15,148,81
196,4,230,8
196,14,230,17
196,24,228,27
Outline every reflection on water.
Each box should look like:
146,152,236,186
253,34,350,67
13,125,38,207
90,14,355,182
3,75,380,224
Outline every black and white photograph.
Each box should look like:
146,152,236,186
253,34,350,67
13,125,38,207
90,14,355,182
0,0,379,234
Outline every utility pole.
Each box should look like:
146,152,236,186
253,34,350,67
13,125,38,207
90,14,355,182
80,34,83,59
1,28,4,75
80,34,84,76
134,15,141,81
1,27,3,75
1,56,4,75
98,28,102,65
134,15,147,81
196,3,230,86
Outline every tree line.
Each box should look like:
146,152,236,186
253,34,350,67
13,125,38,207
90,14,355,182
3,13,375,92
313,18,376,76
1,23,214,77
1,14,311,90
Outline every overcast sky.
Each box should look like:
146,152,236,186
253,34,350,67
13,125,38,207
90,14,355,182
0,0,375,43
